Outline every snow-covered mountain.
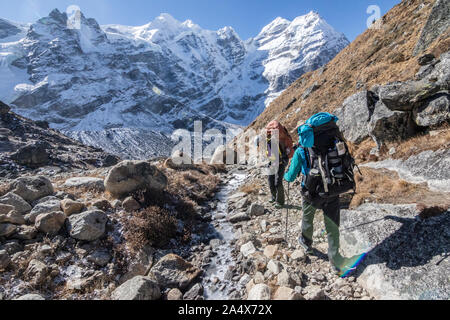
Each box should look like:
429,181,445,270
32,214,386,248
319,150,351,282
0,9,349,159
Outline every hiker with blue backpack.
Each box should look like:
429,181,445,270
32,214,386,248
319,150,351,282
284,112,366,278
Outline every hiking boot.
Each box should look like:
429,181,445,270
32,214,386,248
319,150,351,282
298,236,313,255
269,197,276,204
334,253,367,278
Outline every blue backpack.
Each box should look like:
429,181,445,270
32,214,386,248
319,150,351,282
298,113,357,201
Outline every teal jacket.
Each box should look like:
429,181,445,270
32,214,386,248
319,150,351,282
284,112,339,184
284,147,309,184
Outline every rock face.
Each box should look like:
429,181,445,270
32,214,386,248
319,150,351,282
66,210,107,241
149,254,201,290
105,161,168,198
364,148,450,192
340,203,449,300
111,276,161,300
8,176,54,203
0,9,348,159
337,51,450,146
413,0,450,55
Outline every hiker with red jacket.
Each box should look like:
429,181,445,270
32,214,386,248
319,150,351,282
284,112,366,278
265,121,294,209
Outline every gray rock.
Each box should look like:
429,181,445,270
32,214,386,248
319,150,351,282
0,193,32,214
24,259,48,286
87,250,111,267
66,210,107,241
13,226,38,240
277,270,295,288
111,276,161,300
247,284,271,300
378,80,440,112
413,93,449,127
0,223,17,237
62,177,105,192
0,250,10,270
267,260,282,275
0,209,26,225
35,211,66,235
368,101,415,145
10,142,50,168
418,54,436,66
228,212,250,223
240,242,256,257
27,199,61,223
167,288,183,300
249,204,265,217
119,246,154,284
413,0,450,56
122,197,141,212
8,176,54,204
183,283,204,300
273,286,303,300
14,294,45,301
304,285,325,300
105,161,167,198
340,203,450,300
235,197,250,209
60,199,85,216
335,91,377,143
148,254,201,290
302,82,320,100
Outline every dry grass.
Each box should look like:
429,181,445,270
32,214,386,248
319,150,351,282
240,183,261,195
244,0,449,154
124,206,177,251
350,167,450,208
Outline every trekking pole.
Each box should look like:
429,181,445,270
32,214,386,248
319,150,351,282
285,182,290,244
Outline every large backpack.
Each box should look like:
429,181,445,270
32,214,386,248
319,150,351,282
266,121,295,159
298,113,357,201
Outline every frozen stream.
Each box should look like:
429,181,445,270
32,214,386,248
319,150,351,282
203,170,247,300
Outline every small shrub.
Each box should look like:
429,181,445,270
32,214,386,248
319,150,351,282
124,206,177,251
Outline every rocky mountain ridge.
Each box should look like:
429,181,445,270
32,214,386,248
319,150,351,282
0,10,348,159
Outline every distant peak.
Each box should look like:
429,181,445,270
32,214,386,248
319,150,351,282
155,13,179,23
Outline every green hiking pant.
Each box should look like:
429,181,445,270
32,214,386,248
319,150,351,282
268,161,286,205
301,196,343,267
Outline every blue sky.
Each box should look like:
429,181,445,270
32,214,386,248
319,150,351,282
1,0,400,41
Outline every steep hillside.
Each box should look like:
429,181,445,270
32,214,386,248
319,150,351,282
248,0,449,144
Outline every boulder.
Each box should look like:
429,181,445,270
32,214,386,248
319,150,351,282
0,204,14,215
14,294,45,301
249,204,265,217
35,211,66,235
27,199,61,223
60,199,85,216
335,91,377,143
167,288,183,300
13,226,38,240
10,141,50,168
290,249,307,262
183,283,204,300
228,212,250,223
0,209,26,225
148,254,201,290
66,210,107,241
87,250,111,267
378,80,440,111
273,286,303,300
119,246,154,284
340,203,450,300
122,197,141,212
413,93,450,127
24,259,48,286
368,101,415,145
105,161,167,198
240,242,256,257
165,150,193,169
62,177,105,192
0,223,17,237
0,193,32,215
247,284,271,300
111,276,161,301
8,176,54,203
